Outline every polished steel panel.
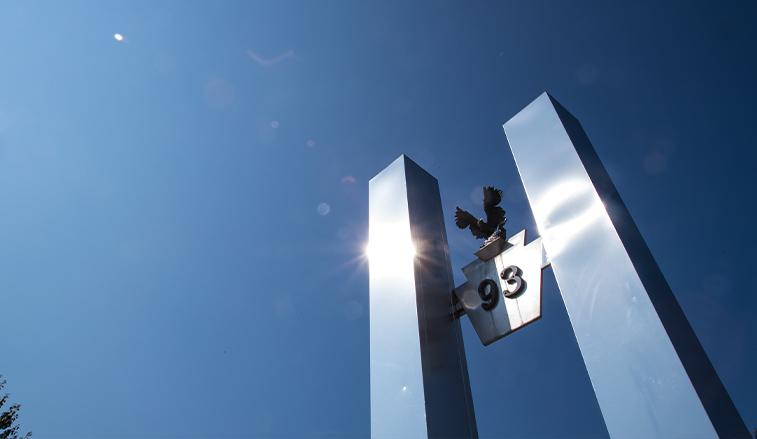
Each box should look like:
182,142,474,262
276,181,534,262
503,93,749,438
369,155,477,439
454,230,544,346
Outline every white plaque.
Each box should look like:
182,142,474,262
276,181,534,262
454,230,546,346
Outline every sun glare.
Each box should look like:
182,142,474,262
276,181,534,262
366,221,416,270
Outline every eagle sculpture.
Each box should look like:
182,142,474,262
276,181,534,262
455,186,507,241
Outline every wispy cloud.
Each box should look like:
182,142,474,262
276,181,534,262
246,49,294,66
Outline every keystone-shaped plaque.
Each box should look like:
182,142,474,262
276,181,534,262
454,230,548,346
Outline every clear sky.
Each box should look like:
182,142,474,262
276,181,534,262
1,1,755,438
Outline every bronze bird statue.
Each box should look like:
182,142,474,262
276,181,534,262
455,186,507,241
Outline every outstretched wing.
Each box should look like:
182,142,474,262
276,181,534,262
482,186,503,210
454,207,477,229
455,207,487,239
482,186,506,227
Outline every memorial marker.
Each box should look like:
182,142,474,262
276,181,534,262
368,93,750,438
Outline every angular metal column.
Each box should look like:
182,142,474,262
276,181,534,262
503,93,749,438
369,155,477,439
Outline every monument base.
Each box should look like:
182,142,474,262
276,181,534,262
474,235,506,260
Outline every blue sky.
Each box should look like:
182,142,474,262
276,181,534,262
1,1,755,437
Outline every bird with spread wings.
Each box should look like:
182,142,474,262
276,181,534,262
455,186,507,241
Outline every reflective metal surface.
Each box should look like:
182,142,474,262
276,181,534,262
369,155,477,439
503,93,749,438
454,230,544,346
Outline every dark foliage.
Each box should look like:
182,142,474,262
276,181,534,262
0,376,31,439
